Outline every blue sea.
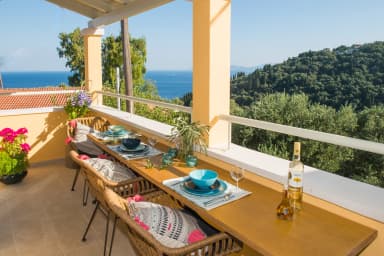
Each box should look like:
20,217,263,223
1,71,192,99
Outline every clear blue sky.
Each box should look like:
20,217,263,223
0,0,383,71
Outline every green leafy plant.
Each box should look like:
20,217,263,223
0,128,30,176
168,117,209,160
64,90,91,120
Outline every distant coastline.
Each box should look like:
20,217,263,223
1,70,192,99
1,67,256,99
2,71,72,89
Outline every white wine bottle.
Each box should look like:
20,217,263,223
288,142,304,211
276,184,294,220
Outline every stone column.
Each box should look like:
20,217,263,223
192,0,231,148
81,27,104,106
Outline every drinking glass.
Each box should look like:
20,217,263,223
162,153,173,166
146,137,158,168
148,137,158,148
230,167,244,192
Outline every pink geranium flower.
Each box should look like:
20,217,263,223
0,128,13,137
20,143,31,153
16,127,28,135
5,134,16,143
0,127,30,174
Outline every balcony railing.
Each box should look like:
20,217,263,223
95,90,384,155
92,90,384,223
1,89,383,222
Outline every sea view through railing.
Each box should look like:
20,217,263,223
1,69,250,99
1,70,193,99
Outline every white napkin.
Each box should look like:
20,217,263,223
163,176,251,210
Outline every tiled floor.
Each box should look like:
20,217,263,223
0,159,137,256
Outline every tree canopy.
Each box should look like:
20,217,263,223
231,41,384,111
230,41,384,188
57,28,84,86
57,28,147,88
57,28,187,125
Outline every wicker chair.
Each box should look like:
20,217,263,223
104,187,243,256
66,116,111,145
69,150,158,256
66,116,110,191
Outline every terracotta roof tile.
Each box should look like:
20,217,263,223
0,87,82,110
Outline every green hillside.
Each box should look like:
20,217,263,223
229,42,384,188
231,41,384,110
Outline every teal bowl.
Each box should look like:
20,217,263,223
122,138,141,149
108,125,126,134
189,169,218,189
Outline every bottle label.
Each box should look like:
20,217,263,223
288,169,303,188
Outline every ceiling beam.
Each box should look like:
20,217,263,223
75,0,111,13
46,0,102,18
109,0,125,4
88,0,174,28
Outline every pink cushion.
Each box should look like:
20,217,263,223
126,200,207,248
78,154,90,160
188,229,206,244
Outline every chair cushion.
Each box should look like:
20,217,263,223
74,122,92,141
73,122,103,156
126,200,207,248
84,158,136,183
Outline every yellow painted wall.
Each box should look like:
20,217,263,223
82,27,104,105
0,110,68,163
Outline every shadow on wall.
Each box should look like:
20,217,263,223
29,110,68,163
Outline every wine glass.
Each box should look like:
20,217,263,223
148,137,158,148
146,137,158,168
230,167,244,192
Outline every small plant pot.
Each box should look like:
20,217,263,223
168,148,178,159
0,170,28,185
186,155,198,167
162,153,174,166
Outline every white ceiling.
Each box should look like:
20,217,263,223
46,0,174,27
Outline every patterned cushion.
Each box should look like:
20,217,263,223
73,122,103,156
84,158,136,182
74,122,91,142
126,200,207,248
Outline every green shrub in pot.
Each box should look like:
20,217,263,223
168,117,209,160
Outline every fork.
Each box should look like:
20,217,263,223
170,178,189,187
203,192,233,206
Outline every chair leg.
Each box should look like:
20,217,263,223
82,179,89,206
104,211,110,256
108,216,118,256
82,201,99,242
71,167,80,191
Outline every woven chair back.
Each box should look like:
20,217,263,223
67,116,110,139
104,188,242,256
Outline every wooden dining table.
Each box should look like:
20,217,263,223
88,134,377,256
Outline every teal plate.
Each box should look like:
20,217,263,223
104,130,129,137
181,179,227,197
118,143,148,153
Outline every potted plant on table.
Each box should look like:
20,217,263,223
64,90,92,120
168,117,209,163
0,127,31,184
